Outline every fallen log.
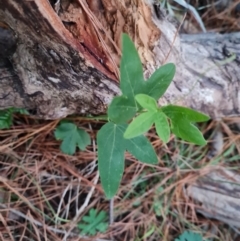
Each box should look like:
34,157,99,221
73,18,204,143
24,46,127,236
0,0,239,119
185,167,240,228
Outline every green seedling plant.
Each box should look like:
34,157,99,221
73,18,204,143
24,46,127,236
0,108,28,129
175,230,208,241
97,34,209,199
54,33,209,199
77,208,108,236
54,121,90,155
153,187,166,217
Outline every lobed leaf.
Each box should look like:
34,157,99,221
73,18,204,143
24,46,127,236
144,63,175,99
175,230,204,241
108,34,177,125
135,94,158,112
98,122,158,198
124,112,156,139
126,135,158,164
78,208,108,236
54,122,90,155
107,95,137,123
171,118,207,145
162,105,210,122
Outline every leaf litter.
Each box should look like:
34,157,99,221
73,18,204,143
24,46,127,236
0,113,240,240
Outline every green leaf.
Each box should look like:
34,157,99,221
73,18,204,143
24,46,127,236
135,94,158,112
126,135,158,164
175,231,204,241
0,109,14,129
109,34,177,125
155,111,170,143
119,34,176,103
171,118,207,145
98,122,158,198
162,105,210,122
107,95,137,123
124,112,156,139
97,122,127,199
78,208,108,236
161,105,209,145
120,34,144,100
144,63,175,99
54,121,91,155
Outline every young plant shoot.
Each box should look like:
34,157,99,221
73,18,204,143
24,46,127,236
97,34,209,199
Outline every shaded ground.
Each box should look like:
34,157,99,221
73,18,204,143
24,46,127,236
0,0,240,240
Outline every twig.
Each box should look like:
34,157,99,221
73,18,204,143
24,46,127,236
0,212,14,241
109,198,114,225
164,12,187,63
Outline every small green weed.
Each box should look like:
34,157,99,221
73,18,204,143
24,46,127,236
0,107,28,129
54,121,90,155
175,230,208,241
153,187,166,217
0,109,13,129
77,208,108,236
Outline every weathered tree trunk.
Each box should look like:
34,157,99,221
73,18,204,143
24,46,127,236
0,0,239,119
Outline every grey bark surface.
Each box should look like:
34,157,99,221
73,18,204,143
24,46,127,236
0,0,239,119
185,167,240,228
176,33,240,119
0,0,119,119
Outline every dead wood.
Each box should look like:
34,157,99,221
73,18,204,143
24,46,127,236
185,167,240,228
0,0,239,119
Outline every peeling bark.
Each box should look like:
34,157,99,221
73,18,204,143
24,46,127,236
0,0,120,119
0,0,239,119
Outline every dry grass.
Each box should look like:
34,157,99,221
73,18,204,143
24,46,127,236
200,0,240,33
0,113,240,241
168,0,240,33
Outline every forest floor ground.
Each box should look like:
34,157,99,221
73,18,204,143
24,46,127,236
0,0,240,240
